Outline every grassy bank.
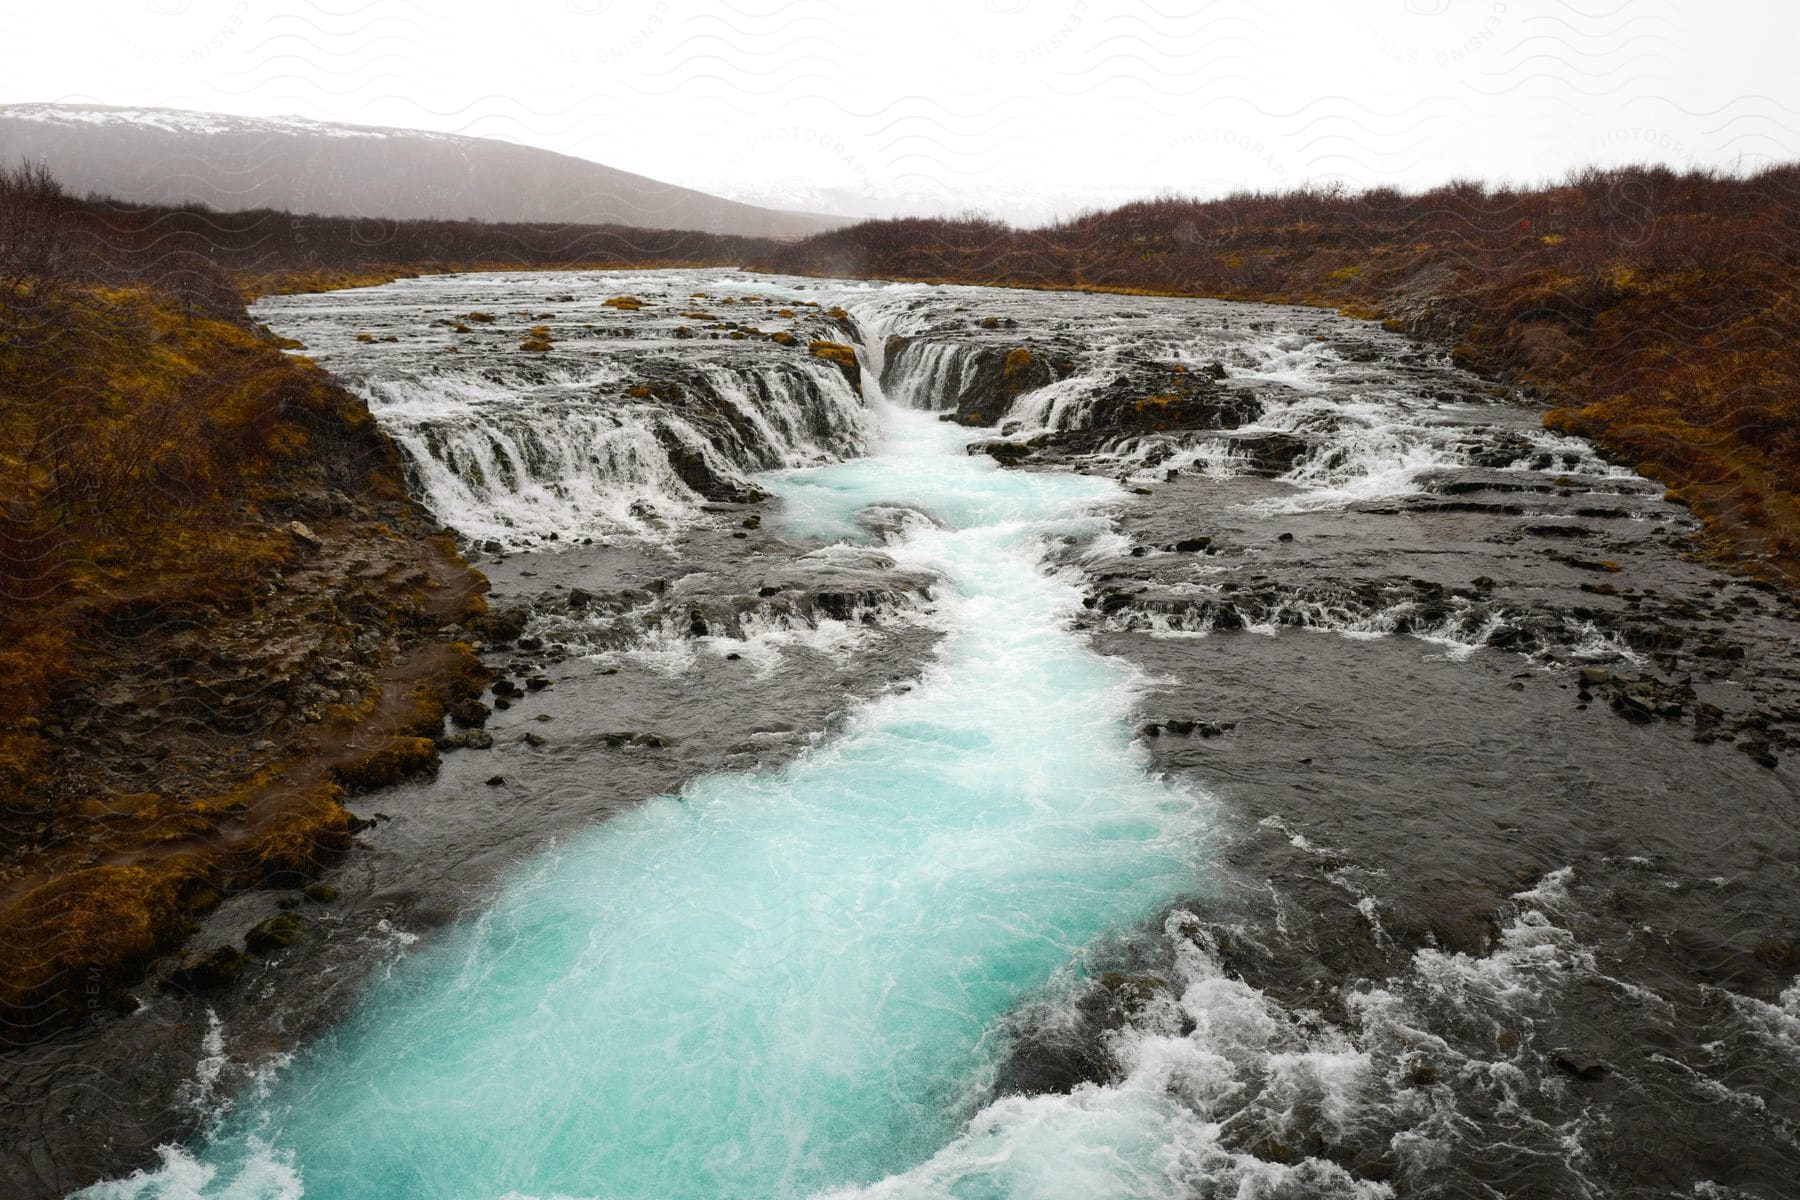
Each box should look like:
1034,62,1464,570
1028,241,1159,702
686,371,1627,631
0,166,489,1042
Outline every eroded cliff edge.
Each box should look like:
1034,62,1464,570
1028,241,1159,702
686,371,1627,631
0,245,491,1045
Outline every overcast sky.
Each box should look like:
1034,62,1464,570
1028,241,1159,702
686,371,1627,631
3,0,1796,224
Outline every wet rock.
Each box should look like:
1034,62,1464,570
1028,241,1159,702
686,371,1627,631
1229,431,1312,475
807,341,862,393
1096,971,1169,1015
302,882,338,904
448,698,490,728
567,588,594,608
485,774,507,787
163,945,248,991
599,731,673,749
1552,1051,1612,1082
1597,674,1693,723
1740,739,1779,769
1077,360,1261,433
476,607,529,645
245,913,313,955
977,441,1033,465
438,728,494,751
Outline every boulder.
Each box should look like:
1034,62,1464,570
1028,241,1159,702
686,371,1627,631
163,944,248,991
448,698,491,728
245,913,312,956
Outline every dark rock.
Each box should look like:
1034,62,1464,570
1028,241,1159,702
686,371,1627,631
302,882,338,904
600,731,673,749
448,698,490,728
977,441,1033,464
1552,1051,1612,1082
1741,740,1779,769
476,607,529,644
567,588,594,608
485,774,507,786
438,728,494,751
245,913,312,956
163,945,248,992
1230,432,1312,475
1077,360,1261,433
1172,537,1212,553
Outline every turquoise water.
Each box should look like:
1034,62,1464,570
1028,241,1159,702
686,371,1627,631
86,401,1207,1200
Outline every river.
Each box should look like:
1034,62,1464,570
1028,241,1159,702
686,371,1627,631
55,270,1800,1199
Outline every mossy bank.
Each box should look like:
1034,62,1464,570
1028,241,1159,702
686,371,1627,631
0,170,491,1043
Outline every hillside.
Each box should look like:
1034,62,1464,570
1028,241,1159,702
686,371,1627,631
0,103,843,239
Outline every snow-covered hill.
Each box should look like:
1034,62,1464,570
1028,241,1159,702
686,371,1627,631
0,103,845,238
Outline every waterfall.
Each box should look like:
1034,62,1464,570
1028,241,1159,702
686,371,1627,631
347,356,871,550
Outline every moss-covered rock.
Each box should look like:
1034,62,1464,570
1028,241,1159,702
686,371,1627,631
808,341,862,394
163,944,248,991
244,912,313,955
334,736,440,792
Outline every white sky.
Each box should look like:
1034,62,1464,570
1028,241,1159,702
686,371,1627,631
3,0,1796,224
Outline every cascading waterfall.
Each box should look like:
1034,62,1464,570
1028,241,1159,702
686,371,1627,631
82,301,1228,1200
345,355,870,550
878,340,986,411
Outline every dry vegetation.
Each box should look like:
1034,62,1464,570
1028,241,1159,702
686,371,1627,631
760,165,1800,580
0,165,486,1041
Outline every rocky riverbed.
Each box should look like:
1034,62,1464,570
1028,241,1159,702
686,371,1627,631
6,269,1796,1199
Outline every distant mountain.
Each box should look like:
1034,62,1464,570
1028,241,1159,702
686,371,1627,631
0,103,845,239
